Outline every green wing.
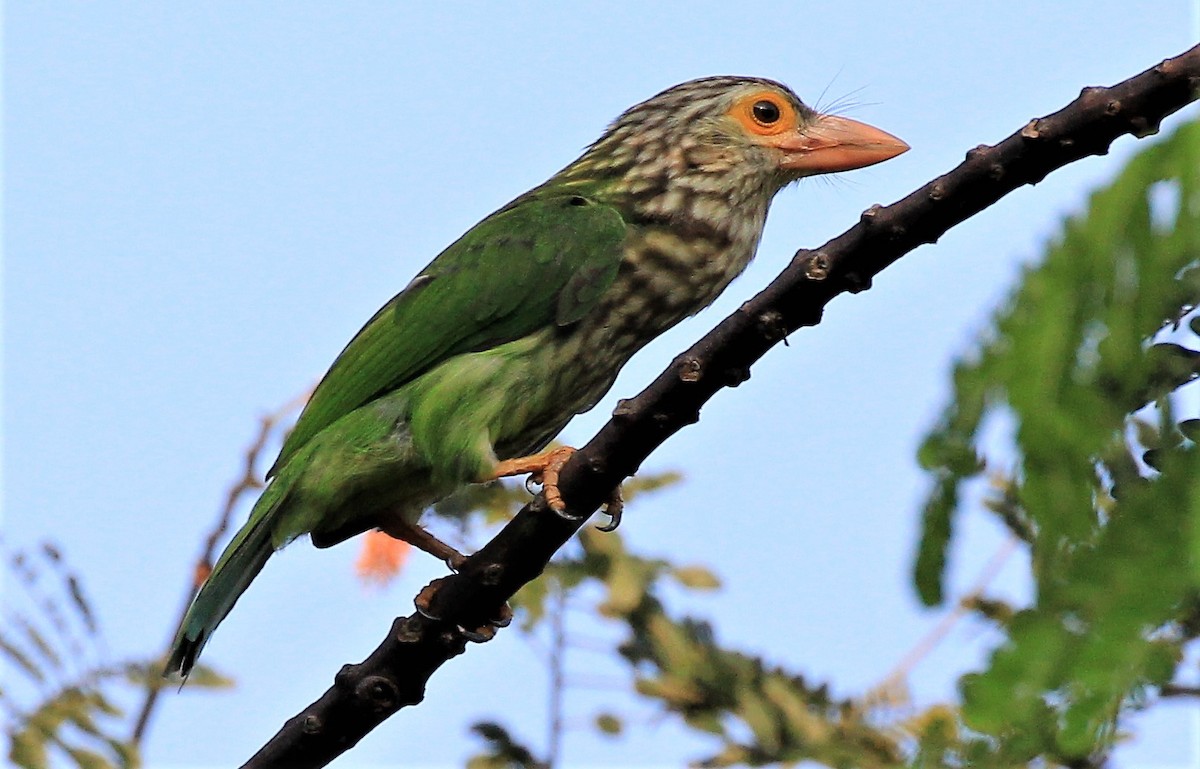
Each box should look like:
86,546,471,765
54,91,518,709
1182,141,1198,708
269,193,628,477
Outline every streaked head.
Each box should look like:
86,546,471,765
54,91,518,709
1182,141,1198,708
563,76,908,204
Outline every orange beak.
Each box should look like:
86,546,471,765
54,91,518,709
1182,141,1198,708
773,114,909,174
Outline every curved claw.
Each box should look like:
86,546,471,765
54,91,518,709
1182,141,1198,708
458,602,513,642
458,625,497,643
414,575,457,622
415,603,443,622
491,605,514,628
492,446,626,531
595,507,622,532
414,579,446,621
595,486,625,532
550,502,588,523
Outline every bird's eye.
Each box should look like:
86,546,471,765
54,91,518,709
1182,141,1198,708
751,100,781,125
729,91,795,136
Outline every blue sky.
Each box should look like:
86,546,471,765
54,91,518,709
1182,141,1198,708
6,3,1200,767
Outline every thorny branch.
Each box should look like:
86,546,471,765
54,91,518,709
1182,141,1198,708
241,45,1200,769
546,583,567,769
130,390,310,745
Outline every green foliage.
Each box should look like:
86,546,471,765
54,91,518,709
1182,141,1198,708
457,474,909,769
466,722,547,769
563,527,902,768
914,118,1200,764
1,541,230,769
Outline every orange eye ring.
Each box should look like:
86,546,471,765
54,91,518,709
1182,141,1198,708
729,91,796,137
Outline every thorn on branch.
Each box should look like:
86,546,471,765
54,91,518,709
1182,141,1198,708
480,563,505,586
585,454,608,476
439,629,467,653
354,676,400,714
860,204,883,223
610,399,636,421
1130,116,1160,138
678,357,703,383
395,617,423,643
334,663,361,690
755,310,789,345
803,251,830,281
843,271,872,294
723,367,751,387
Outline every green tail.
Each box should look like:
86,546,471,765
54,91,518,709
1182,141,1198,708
164,482,286,678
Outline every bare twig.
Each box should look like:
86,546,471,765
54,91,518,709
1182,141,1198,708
1160,683,1200,698
546,582,566,769
865,536,1019,710
130,389,310,745
241,45,1200,769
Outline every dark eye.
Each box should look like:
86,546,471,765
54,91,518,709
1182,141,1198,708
752,100,781,124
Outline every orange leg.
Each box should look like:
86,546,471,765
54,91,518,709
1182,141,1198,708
490,445,577,512
378,518,467,571
489,445,624,529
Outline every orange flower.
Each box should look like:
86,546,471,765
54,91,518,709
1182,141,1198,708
355,530,410,585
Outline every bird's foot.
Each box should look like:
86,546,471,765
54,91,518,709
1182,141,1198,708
457,601,515,643
490,446,625,530
414,577,513,643
378,519,467,572
491,445,577,514
596,485,624,532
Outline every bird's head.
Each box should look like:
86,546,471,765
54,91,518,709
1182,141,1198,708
560,76,908,211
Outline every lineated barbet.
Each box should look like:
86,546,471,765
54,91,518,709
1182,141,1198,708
165,76,907,677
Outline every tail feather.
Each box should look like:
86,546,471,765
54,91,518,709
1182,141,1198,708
164,486,285,679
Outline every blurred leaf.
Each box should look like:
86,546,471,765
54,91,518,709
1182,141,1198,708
9,728,48,769
2,543,161,769
9,687,139,769
121,660,232,690
963,596,1015,626
13,616,63,674
0,630,47,684
671,565,721,590
465,721,545,769
63,746,115,769
594,712,622,736
914,117,1200,764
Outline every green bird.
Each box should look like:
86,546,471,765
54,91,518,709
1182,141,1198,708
165,76,907,677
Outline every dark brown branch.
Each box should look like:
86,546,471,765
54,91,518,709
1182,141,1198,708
241,44,1200,769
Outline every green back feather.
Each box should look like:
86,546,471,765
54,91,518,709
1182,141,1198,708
270,193,628,477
